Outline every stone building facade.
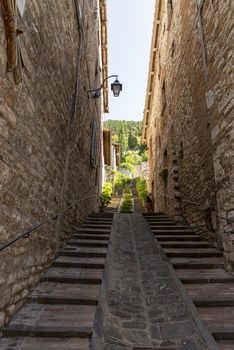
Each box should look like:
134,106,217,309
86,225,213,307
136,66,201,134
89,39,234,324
143,0,234,269
0,0,108,325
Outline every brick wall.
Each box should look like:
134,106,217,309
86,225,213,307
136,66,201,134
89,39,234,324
143,0,233,267
0,0,102,325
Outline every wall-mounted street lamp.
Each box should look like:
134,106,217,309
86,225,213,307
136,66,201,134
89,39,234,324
88,75,122,99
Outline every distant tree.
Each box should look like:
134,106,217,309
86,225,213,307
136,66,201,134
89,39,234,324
112,134,118,143
103,119,147,165
128,131,138,149
125,150,142,165
119,162,135,174
118,124,128,161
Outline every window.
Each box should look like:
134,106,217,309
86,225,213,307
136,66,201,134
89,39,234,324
167,0,173,30
90,119,97,168
161,81,166,115
179,141,184,159
171,40,175,58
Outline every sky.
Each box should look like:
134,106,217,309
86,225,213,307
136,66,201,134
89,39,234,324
105,0,156,122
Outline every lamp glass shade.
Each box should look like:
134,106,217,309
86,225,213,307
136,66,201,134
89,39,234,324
111,79,122,97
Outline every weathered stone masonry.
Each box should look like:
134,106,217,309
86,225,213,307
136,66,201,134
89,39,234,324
143,0,234,269
0,0,105,326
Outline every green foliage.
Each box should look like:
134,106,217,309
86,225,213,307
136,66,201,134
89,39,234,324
104,119,148,172
124,187,131,194
125,150,142,165
136,177,148,203
99,182,112,210
104,119,145,160
114,172,132,190
118,123,128,161
120,193,133,213
112,134,118,143
128,131,138,150
119,162,135,174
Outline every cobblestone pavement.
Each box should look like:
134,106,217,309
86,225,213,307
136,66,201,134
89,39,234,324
92,213,211,350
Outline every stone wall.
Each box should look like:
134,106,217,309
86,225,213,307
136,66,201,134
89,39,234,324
0,0,102,325
143,0,233,266
200,0,234,269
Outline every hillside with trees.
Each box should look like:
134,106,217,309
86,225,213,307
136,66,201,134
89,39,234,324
103,119,147,163
100,119,148,211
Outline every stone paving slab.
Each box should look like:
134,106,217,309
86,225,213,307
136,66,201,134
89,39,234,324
91,213,216,350
0,337,90,350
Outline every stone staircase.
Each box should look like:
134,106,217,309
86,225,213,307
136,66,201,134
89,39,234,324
144,213,234,350
0,213,113,350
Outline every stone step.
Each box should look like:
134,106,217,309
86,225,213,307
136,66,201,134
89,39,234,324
176,268,234,282
146,219,176,226
60,250,106,258
2,304,95,338
0,338,90,349
27,282,99,305
80,224,112,229
84,218,113,223
176,268,234,284
143,213,169,217
89,213,114,218
153,229,194,235
41,267,103,284
212,328,234,341
150,225,190,230
68,239,108,247
160,241,212,249
198,307,234,340
194,299,234,307
73,233,109,240
170,257,224,269
62,246,107,254
3,326,92,339
52,256,105,269
156,235,201,241
217,341,234,349
185,283,234,303
165,248,223,258
76,228,111,234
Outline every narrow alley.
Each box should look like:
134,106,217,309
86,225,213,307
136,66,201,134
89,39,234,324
0,0,233,349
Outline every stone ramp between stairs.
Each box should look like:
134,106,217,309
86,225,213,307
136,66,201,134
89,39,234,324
91,213,217,350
